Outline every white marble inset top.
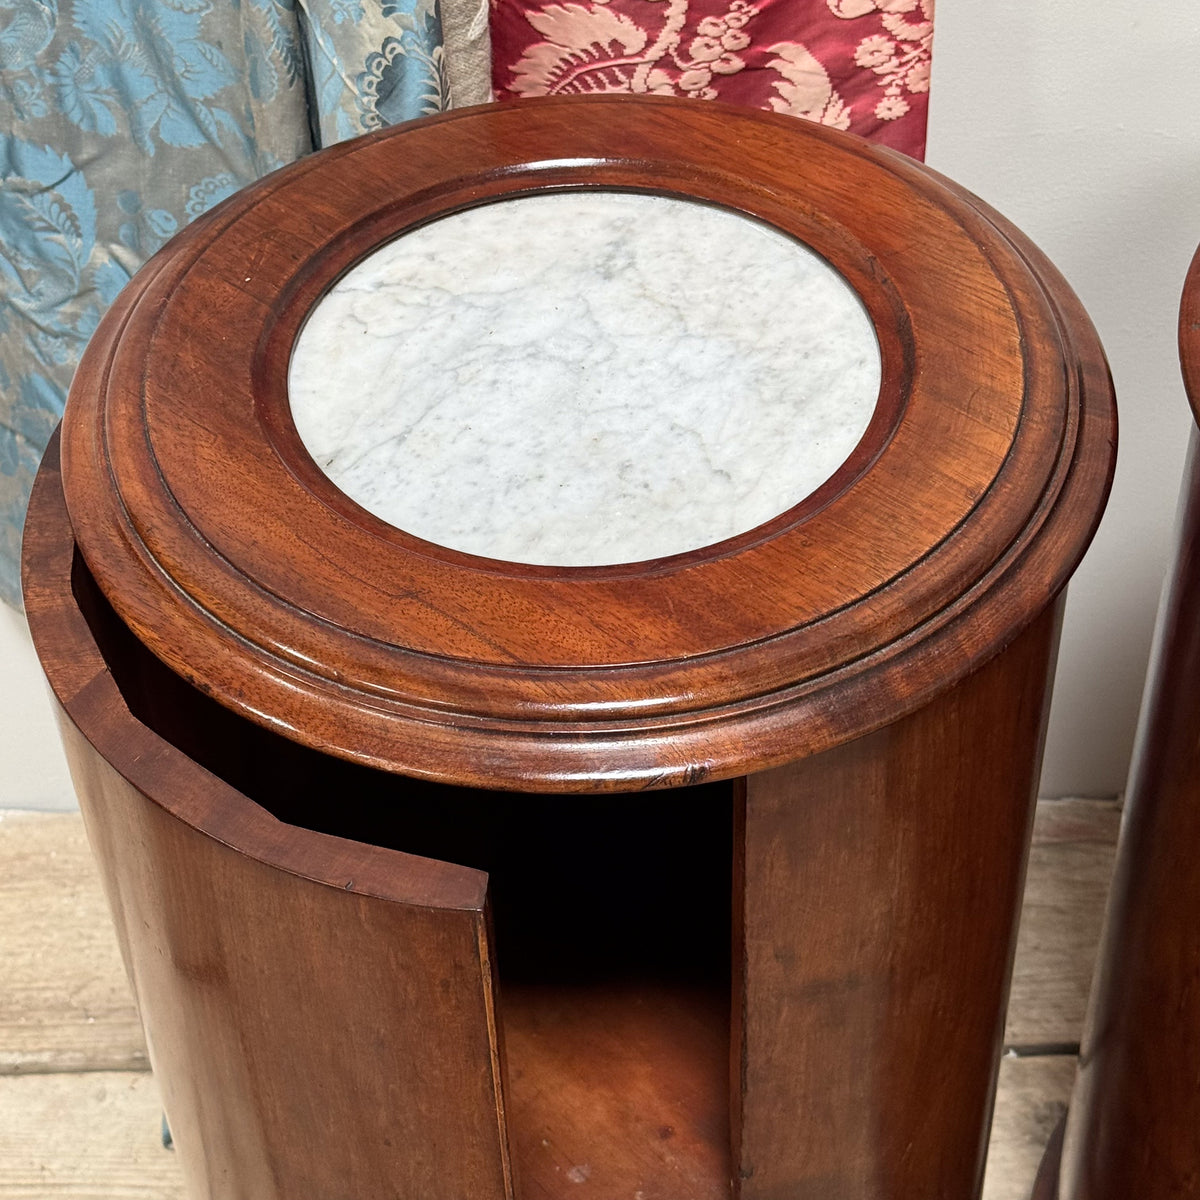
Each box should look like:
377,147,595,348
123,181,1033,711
289,191,881,566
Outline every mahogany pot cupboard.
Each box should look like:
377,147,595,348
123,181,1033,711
21,97,1116,1200
1033,246,1200,1200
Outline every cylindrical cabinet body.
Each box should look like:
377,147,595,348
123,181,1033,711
22,97,1116,1200
1051,247,1200,1200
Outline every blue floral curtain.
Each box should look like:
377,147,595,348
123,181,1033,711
1,0,489,608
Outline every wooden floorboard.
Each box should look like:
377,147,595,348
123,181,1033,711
1004,798,1122,1049
0,812,147,1076
0,799,1120,1197
0,1072,185,1198
983,1056,1077,1200
0,1058,1071,1200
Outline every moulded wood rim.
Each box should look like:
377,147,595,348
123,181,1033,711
22,435,489,911
58,96,1117,790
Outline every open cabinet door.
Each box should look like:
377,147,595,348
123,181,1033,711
24,435,515,1200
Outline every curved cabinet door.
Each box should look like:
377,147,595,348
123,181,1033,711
24,436,514,1200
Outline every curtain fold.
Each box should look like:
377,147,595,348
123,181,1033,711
1,0,928,609
0,0,483,608
489,0,933,156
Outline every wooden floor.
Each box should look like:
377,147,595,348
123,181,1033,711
0,798,1122,1200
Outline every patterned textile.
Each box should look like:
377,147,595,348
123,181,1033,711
298,0,447,143
1,0,484,609
491,0,932,156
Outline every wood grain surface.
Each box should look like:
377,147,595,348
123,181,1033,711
0,802,1116,1086
23,437,1089,1200
0,804,1111,1200
24,445,515,1200
58,95,1116,790
735,602,1060,1200
0,812,146,1076
986,1058,1075,1200
25,95,1118,1200
0,1072,183,1200
503,984,729,1200
1003,799,1121,1050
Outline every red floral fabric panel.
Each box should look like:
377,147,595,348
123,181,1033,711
490,0,933,158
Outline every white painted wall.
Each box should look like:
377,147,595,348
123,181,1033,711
926,2,1200,795
1,605,77,810
6,6,1199,805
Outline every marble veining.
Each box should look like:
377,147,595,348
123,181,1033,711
288,192,881,566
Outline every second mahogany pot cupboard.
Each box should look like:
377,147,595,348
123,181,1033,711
21,97,1116,1199
1032,248,1200,1200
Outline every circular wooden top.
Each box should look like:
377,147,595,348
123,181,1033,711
60,96,1116,791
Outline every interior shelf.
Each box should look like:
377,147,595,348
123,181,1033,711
503,982,731,1200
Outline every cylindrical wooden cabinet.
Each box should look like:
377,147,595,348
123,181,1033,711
22,97,1116,1200
1044,247,1200,1200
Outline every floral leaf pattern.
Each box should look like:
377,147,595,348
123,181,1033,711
764,41,849,125
356,18,449,127
493,0,932,152
835,0,932,122
0,0,462,607
0,0,57,71
509,4,649,96
298,0,447,142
